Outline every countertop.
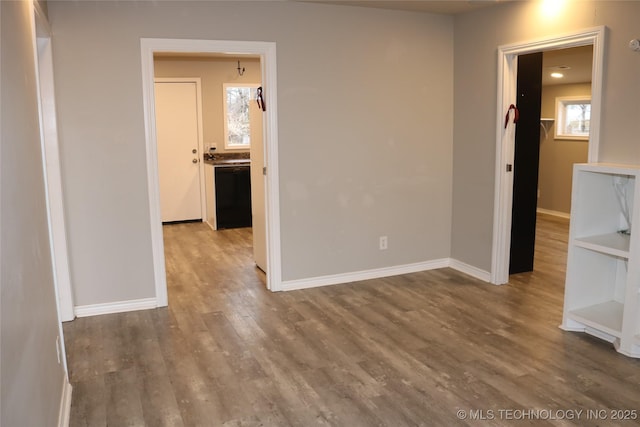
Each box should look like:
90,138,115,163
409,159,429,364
203,152,250,167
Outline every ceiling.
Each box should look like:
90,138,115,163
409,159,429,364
542,45,593,86
299,0,503,15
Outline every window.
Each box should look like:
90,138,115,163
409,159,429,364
555,96,591,140
223,84,259,149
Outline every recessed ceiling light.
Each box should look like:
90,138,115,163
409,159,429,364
551,72,564,78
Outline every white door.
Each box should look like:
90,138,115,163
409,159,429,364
249,91,267,272
155,81,202,222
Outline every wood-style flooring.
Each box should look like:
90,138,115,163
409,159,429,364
64,215,640,426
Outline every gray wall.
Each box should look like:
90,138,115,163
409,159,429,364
452,0,640,271
538,83,591,215
1,1,66,425
48,1,454,305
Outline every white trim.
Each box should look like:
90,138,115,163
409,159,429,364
536,208,571,219
141,39,281,298
449,259,492,282
491,26,606,285
75,297,157,317
281,259,450,291
140,41,168,306
57,377,72,427
30,0,73,384
31,2,75,323
154,77,207,222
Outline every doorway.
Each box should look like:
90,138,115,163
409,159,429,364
154,56,264,271
491,27,605,285
509,46,593,275
140,39,283,305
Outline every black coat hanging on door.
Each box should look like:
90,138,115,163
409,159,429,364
256,86,266,112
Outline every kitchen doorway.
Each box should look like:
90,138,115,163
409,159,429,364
491,27,605,285
140,39,283,307
154,56,265,273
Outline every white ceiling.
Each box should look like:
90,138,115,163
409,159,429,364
299,0,503,15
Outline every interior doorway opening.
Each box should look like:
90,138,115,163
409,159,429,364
509,45,594,276
491,27,606,285
140,39,283,306
153,53,267,276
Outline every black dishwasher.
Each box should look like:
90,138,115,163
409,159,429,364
215,166,252,229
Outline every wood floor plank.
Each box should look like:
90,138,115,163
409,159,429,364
68,376,107,427
104,368,146,427
65,218,640,426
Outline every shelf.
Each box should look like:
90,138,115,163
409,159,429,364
540,118,555,139
576,163,640,176
573,233,630,258
563,164,640,358
568,301,624,338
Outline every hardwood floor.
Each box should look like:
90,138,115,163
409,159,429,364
64,216,640,426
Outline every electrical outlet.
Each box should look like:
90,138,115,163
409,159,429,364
379,236,388,250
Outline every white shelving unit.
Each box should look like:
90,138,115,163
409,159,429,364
561,163,640,358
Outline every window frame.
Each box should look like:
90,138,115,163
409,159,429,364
222,83,260,150
554,95,591,141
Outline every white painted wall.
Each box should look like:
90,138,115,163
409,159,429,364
48,1,454,305
0,1,67,425
452,0,640,271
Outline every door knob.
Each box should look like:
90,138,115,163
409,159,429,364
192,158,198,164
192,149,197,154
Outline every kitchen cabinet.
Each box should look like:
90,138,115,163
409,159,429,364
214,165,252,229
204,161,252,230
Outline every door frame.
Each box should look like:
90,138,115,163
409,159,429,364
31,1,75,328
490,26,606,285
140,39,282,305
30,0,73,378
154,77,207,222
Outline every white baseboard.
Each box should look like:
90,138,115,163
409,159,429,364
281,259,450,291
58,377,72,427
536,208,570,219
74,297,157,318
448,259,491,282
